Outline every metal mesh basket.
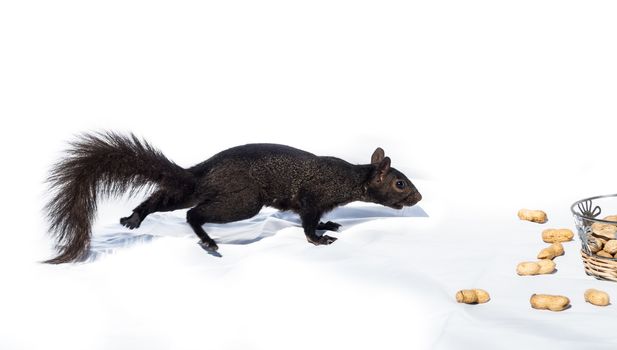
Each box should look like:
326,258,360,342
571,194,617,281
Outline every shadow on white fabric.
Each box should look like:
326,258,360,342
89,204,428,260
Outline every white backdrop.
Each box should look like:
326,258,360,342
1,1,617,349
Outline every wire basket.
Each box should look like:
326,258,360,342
571,194,617,281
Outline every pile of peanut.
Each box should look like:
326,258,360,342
456,209,612,311
588,215,617,258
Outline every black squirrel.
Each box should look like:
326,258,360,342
44,131,422,263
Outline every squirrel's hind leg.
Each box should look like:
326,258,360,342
186,189,263,252
120,189,196,229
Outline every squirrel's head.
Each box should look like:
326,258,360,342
364,147,422,210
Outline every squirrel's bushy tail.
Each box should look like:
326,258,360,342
44,131,195,264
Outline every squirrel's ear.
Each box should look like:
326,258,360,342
375,157,391,182
371,147,385,164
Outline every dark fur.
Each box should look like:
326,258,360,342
44,132,422,263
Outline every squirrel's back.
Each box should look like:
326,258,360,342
188,143,316,175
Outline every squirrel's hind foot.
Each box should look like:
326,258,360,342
198,239,221,257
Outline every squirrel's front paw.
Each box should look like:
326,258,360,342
120,213,141,229
307,234,337,245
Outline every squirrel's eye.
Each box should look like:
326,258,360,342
395,180,406,189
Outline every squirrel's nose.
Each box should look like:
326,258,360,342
415,192,422,202
410,191,422,204
405,191,422,206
